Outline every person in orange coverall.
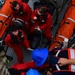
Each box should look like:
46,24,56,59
10,0,32,35
0,44,49,75
49,0,75,51
31,7,52,42
4,26,32,63
9,61,49,75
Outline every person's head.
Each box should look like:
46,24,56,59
31,48,48,67
38,7,48,15
14,19,24,28
26,68,42,75
10,1,20,11
11,26,19,36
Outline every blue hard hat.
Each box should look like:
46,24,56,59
31,48,48,67
26,68,42,75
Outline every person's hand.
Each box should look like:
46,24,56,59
33,16,37,20
36,27,41,31
12,18,15,21
25,21,28,25
35,26,41,31
47,71,52,75
58,58,69,66
27,48,33,51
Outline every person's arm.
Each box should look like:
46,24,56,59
11,61,37,70
33,14,52,32
20,30,33,51
47,71,52,75
4,34,14,48
23,3,32,22
58,58,75,66
11,11,16,21
20,30,30,48
31,9,38,22
40,14,52,30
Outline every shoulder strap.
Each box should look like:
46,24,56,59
10,32,20,44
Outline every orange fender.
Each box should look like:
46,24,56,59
0,14,11,38
0,0,14,38
49,34,64,51
49,0,75,51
